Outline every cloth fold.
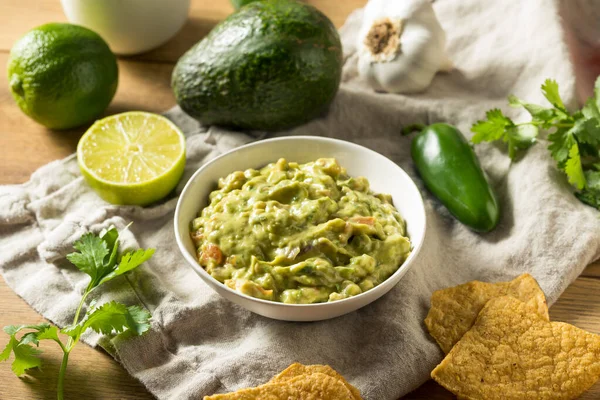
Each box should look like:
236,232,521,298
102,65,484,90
1,0,599,399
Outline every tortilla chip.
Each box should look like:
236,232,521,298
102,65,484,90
424,273,548,353
431,296,600,400
269,363,362,400
203,372,354,400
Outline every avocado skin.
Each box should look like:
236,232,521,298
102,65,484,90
172,0,343,131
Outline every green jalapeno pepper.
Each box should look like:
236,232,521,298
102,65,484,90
408,123,500,232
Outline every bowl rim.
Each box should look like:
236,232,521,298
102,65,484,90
174,135,426,308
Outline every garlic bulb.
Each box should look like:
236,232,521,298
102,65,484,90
356,0,452,94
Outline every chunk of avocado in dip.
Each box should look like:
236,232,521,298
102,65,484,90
190,158,411,304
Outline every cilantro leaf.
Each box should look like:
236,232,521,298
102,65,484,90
0,337,13,361
565,142,586,190
99,248,155,285
507,124,538,159
63,302,151,340
472,78,600,210
585,170,600,190
541,79,567,112
471,109,538,159
508,95,556,127
548,127,574,167
576,189,600,208
11,342,43,376
577,171,600,208
66,227,154,290
3,325,25,336
572,115,600,147
124,305,153,336
83,302,151,336
471,109,512,143
548,118,599,170
1,226,154,396
0,335,43,376
575,170,600,209
36,325,60,342
1,324,61,354
19,332,40,346
62,228,155,339
100,227,120,269
582,97,600,121
66,233,110,287
100,227,118,249
4,323,51,336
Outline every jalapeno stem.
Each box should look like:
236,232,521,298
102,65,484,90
401,123,426,135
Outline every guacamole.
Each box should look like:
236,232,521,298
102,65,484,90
191,158,411,304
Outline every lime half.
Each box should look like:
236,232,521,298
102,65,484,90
77,112,186,206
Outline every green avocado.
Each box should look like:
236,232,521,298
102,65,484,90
172,0,343,131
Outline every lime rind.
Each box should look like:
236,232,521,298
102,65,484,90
8,23,118,130
77,112,186,206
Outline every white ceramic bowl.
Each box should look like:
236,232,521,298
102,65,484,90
61,0,190,55
174,136,426,321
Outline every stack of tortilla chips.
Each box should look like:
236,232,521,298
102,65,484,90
204,363,362,399
425,273,600,400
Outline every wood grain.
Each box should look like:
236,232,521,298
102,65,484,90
0,0,365,63
0,279,154,400
583,260,600,279
0,1,599,399
0,53,175,184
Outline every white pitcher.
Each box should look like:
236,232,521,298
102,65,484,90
61,0,191,55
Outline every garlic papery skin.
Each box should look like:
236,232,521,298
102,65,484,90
357,0,452,94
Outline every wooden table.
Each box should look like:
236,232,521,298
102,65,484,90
0,1,599,399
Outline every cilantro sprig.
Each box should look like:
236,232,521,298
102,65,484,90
471,78,600,208
1,226,154,400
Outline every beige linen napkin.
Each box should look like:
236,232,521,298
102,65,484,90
1,0,599,399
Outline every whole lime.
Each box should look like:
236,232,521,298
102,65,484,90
7,23,118,130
